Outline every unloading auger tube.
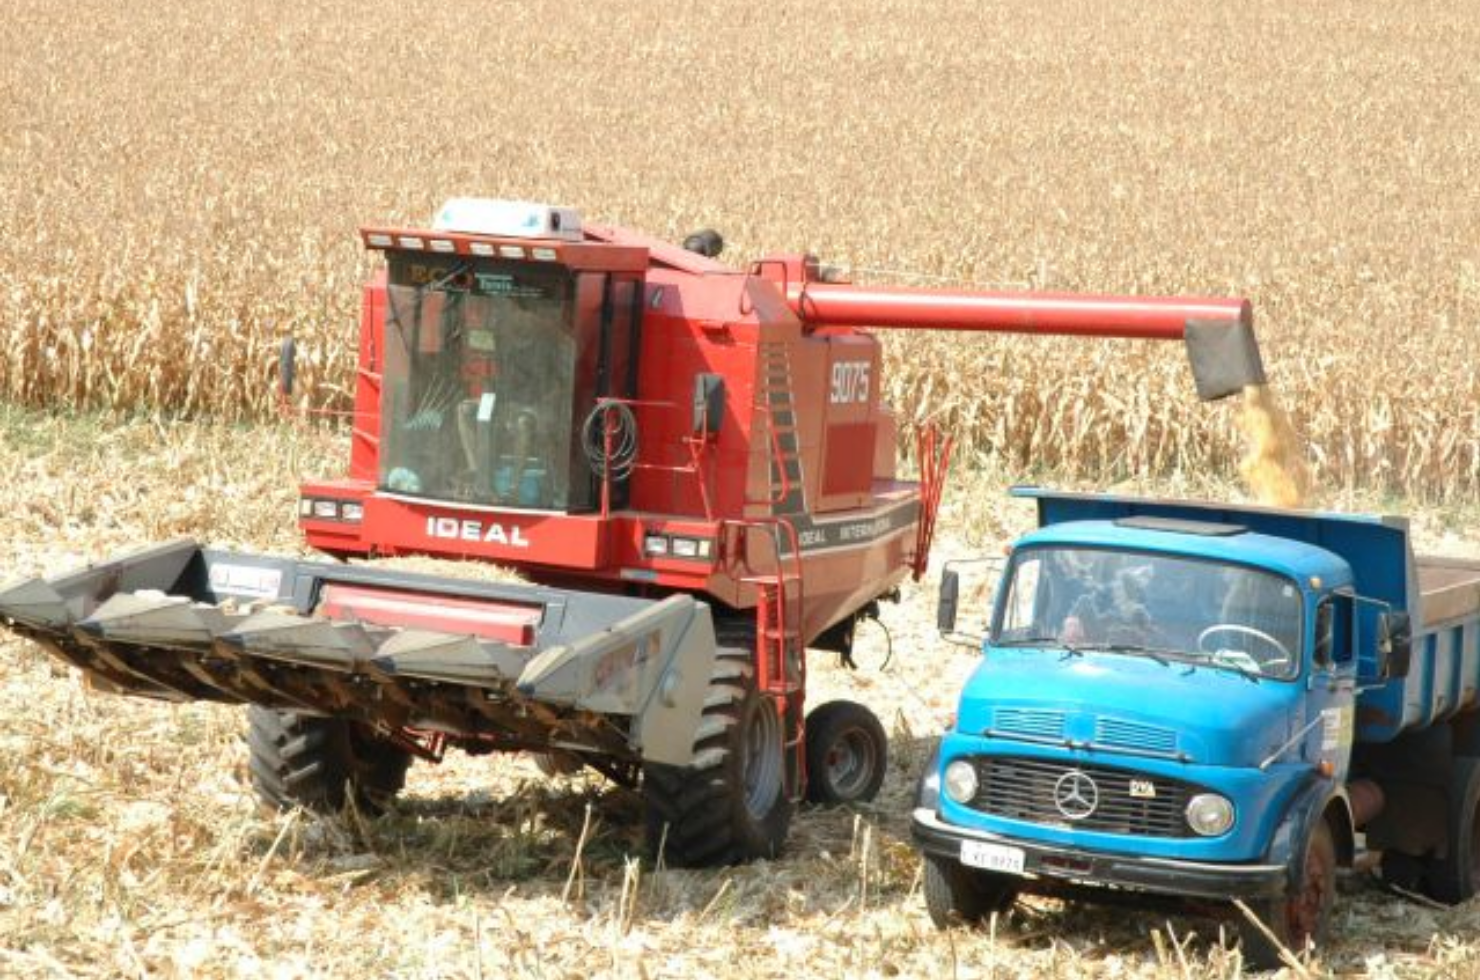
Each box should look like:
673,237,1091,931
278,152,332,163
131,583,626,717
786,281,1266,401
0,540,719,768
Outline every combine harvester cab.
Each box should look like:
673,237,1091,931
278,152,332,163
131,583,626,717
0,199,1268,867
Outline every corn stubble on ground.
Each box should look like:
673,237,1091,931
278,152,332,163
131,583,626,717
2,0,1480,975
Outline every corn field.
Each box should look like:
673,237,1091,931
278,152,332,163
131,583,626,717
2,0,1477,500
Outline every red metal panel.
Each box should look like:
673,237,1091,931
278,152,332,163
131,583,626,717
823,422,875,497
349,275,386,482
319,583,538,645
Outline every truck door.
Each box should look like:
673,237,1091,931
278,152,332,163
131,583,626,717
1306,593,1358,780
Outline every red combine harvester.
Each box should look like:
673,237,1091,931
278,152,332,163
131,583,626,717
0,200,1265,865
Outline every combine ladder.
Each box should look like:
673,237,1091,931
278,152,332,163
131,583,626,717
724,517,807,802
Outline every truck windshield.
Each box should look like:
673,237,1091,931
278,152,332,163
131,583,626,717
993,547,1304,680
378,255,597,511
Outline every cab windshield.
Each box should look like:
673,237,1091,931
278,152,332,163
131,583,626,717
992,547,1304,680
378,254,622,511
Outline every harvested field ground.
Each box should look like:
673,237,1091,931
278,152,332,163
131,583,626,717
2,411,1480,979
3,0,1480,976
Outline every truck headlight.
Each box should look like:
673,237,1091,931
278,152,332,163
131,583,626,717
1185,793,1235,836
943,760,978,804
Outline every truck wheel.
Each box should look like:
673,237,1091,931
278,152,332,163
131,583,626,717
248,706,412,816
642,649,793,867
922,854,1018,928
1425,757,1480,903
804,700,888,805
1242,819,1336,970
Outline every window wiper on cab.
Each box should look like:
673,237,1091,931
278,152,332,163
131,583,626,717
993,635,1083,655
1074,642,1178,667
1188,649,1263,683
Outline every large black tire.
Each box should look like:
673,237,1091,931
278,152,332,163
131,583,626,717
1241,818,1337,970
1425,756,1480,903
922,854,1018,928
642,649,793,867
248,706,412,816
804,699,888,805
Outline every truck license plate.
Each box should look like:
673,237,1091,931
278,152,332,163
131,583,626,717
960,840,1026,875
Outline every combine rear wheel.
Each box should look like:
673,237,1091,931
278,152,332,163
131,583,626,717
804,699,888,805
247,706,412,816
642,649,793,866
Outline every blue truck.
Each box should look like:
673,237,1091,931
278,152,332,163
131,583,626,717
914,488,1480,967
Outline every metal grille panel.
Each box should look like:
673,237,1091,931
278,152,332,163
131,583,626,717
1094,717,1177,754
968,756,1199,838
993,708,1066,740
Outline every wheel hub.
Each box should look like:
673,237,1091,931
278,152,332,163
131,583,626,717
741,698,784,820
824,726,877,798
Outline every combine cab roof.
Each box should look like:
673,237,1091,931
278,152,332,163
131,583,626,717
358,223,650,273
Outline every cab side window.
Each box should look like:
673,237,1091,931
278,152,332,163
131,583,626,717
1331,594,1354,665
1314,595,1355,668
1001,557,1043,637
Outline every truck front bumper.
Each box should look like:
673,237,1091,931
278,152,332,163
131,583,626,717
911,807,1286,901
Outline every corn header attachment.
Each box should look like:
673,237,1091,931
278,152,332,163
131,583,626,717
0,540,718,768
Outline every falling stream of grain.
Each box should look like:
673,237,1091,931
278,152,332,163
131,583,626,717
1236,384,1312,508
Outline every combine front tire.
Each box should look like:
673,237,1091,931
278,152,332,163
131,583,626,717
247,706,412,816
642,650,793,867
804,699,888,805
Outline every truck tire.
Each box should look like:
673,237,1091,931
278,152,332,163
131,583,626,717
922,854,1018,928
804,699,888,805
1425,756,1480,903
1242,818,1336,970
642,649,793,867
248,706,412,816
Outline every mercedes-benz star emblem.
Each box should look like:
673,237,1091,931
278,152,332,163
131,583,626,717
1053,770,1099,820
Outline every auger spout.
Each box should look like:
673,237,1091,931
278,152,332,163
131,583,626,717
787,282,1265,401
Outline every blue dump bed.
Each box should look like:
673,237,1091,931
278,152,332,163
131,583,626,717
1015,489,1480,744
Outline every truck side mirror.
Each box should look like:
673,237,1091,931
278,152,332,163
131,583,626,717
692,373,724,437
937,570,960,633
279,337,297,398
1378,611,1413,680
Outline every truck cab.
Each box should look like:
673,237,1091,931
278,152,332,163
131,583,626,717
913,489,1447,967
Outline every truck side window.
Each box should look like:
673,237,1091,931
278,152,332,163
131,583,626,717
1331,594,1355,665
1314,601,1334,667
1002,557,1042,636
1314,595,1356,668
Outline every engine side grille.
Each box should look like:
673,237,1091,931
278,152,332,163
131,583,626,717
968,756,1198,838
992,708,1065,741
1094,717,1177,755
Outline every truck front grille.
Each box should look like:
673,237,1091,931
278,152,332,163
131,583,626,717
967,756,1199,838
